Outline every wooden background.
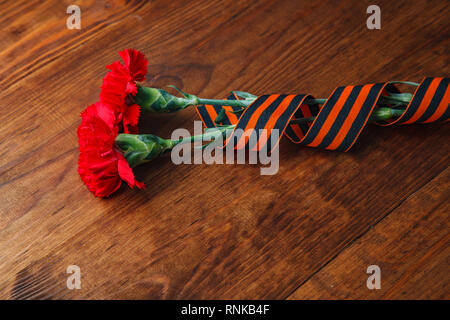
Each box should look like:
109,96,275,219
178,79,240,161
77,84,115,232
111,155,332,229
0,0,448,299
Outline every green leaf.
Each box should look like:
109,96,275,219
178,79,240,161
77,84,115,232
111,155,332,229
167,85,198,100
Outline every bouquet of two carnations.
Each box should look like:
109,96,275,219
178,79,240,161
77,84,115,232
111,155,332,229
78,49,449,197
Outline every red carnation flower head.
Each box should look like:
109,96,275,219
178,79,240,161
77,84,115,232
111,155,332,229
78,102,145,197
100,49,148,133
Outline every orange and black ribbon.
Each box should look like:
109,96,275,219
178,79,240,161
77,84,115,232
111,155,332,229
195,77,449,152
195,92,242,128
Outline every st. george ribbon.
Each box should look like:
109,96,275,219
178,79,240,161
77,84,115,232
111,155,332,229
195,77,449,152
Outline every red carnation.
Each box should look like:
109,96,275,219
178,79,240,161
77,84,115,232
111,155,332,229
99,49,148,133
78,103,145,197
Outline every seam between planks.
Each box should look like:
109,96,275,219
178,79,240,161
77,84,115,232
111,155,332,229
283,165,449,299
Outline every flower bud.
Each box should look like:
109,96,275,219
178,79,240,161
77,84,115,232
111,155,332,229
115,134,174,167
371,107,393,122
133,86,199,113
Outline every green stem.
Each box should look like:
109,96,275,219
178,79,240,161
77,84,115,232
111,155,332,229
172,106,405,146
119,82,417,167
197,81,418,125
135,81,417,114
197,98,328,108
116,104,407,167
197,81,417,109
289,107,404,123
388,81,419,86
173,126,233,145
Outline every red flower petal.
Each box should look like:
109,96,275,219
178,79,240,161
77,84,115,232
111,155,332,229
126,82,138,95
100,61,129,112
123,104,141,133
78,103,116,152
135,180,146,189
117,151,145,189
96,101,117,130
78,149,122,197
119,49,148,82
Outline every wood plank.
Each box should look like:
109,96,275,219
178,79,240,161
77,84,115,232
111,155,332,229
288,168,449,299
0,0,448,299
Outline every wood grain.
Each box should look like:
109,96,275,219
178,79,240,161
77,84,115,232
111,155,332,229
0,0,448,299
288,168,450,299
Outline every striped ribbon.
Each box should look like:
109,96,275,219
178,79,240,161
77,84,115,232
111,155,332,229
195,77,449,152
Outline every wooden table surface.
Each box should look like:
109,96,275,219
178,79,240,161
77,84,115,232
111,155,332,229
0,0,448,300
